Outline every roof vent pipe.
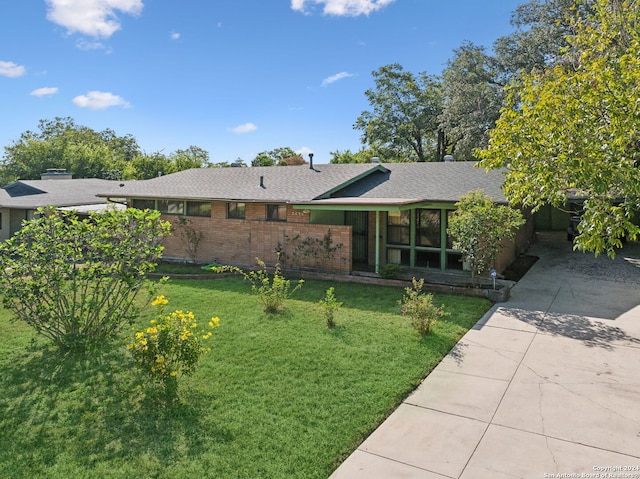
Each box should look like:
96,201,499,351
260,175,265,188
309,153,314,169
443,155,454,162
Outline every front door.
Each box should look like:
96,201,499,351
345,211,368,265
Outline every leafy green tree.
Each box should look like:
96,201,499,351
354,64,444,162
0,117,140,186
440,42,505,160
0,207,171,350
252,147,299,166
329,148,382,164
117,151,173,180
447,190,525,285
493,0,595,76
168,145,211,172
478,0,640,257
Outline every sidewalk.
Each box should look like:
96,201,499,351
330,233,640,478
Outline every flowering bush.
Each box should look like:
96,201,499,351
127,295,219,399
399,278,447,336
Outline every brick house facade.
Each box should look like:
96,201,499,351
99,161,533,275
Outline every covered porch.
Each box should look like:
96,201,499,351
296,199,465,275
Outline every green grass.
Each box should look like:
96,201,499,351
152,261,219,275
0,276,491,479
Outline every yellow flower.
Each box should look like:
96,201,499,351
209,317,220,328
170,371,178,377
202,332,212,340
135,331,145,340
155,356,165,364
151,295,169,306
146,326,158,334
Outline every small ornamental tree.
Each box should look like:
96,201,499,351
0,206,171,350
447,190,525,285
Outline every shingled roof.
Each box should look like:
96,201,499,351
0,179,122,209
97,162,507,205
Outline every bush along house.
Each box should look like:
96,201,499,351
97,160,534,276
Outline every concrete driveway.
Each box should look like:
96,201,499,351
330,232,640,479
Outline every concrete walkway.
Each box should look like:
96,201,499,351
330,233,640,479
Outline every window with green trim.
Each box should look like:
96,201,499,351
186,201,211,217
158,200,184,215
416,209,441,247
387,211,410,245
227,202,245,219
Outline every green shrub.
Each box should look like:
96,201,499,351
379,263,400,279
0,206,170,350
399,278,447,336
244,256,304,313
318,287,343,328
127,295,219,401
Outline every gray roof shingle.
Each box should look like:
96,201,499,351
96,162,507,205
0,179,122,209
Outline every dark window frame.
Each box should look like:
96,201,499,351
227,202,246,219
157,199,184,215
132,199,156,210
266,203,287,222
186,201,211,217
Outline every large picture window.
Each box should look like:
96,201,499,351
157,200,184,215
266,204,287,222
416,209,441,247
187,201,211,217
227,202,245,219
387,211,410,245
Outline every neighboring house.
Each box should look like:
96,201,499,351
0,172,124,241
97,161,534,274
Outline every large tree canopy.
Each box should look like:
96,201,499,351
354,64,444,162
478,0,640,257
1,117,212,185
494,0,596,76
1,117,140,185
440,42,506,161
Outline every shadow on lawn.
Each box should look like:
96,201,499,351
0,342,232,474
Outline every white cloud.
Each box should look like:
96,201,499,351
0,61,26,78
321,71,354,86
228,123,258,134
170,32,180,40
76,39,108,51
72,91,131,109
291,0,394,16
45,0,143,38
30,87,59,97
297,146,314,157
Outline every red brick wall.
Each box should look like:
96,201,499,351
161,202,352,273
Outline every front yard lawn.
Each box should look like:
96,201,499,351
0,276,491,479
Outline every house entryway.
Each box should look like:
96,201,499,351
346,211,368,268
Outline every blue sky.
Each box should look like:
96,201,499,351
1,0,523,165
